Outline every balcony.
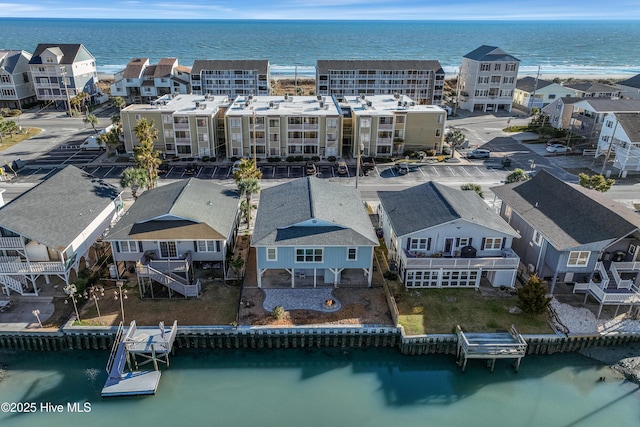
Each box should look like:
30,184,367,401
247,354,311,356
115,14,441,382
0,237,23,250
401,248,519,270
0,259,66,274
173,122,189,129
573,261,640,315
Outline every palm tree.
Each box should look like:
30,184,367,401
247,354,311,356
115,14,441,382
85,114,99,133
120,167,149,199
112,96,126,112
133,118,161,189
505,168,530,183
71,92,90,113
237,177,260,226
233,158,262,182
444,129,466,158
97,126,122,157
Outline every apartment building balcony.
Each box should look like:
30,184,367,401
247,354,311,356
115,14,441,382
173,122,189,130
303,124,319,130
401,248,519,270
287,124,303,130
377,138,393,145
175,137,191,144
303,138,318,144
377,123,393,130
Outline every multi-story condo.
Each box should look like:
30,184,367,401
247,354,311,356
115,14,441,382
110,58,191,104
28,43,99,109
224,95,342,159
344,94,446,157
0,50,36,109
597,112,640,173
190,60,270,98
316,60,445,105
120,93,230,158
457,45,520,112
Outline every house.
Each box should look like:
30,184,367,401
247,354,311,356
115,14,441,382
105,179,240,295
224,95,342,159
616,74,640,100
252,177,378,288
457,45,520,113
344,94,446,157
567,98,640,143
492,170,640,317
597,112,640,173
0,166,123,296
541,96,583,129
110,58,191,104
513,77,575,111
0,50,36,109
316,60,445,105
28,43,101,109
190,60,270,97
378,182,519,288
564,82,621,99
120,93,231,158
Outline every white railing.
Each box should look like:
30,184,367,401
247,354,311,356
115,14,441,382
0,237,23,249
0,261,65,274
403,255,519,270
0,275,25,295
613,261,640,271
579,281,640,304
595,261,610,288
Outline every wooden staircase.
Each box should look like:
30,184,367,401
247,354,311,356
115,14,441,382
136,264,200,298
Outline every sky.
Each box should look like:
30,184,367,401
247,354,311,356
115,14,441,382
1,0,639,20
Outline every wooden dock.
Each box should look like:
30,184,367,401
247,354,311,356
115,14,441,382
101,320,178,397
456,325,527,372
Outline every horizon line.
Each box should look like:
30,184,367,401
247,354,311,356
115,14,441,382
2,17,640,21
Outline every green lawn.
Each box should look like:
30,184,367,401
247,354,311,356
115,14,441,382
390,283,552,335
0,128,42,152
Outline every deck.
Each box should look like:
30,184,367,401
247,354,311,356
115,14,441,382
456,325,527,372
101,320,178,397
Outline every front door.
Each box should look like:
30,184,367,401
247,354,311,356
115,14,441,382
158,241,177,258
444,238,454,256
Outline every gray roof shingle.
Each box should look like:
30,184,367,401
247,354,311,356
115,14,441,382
618,74,640,89
106,179,239,241
29,44,93,64
0,166,120,250
378,182,518,238
516,76,553,93
463,45,520,62
252,177,378,247
616,112,640,141
491,170,640,250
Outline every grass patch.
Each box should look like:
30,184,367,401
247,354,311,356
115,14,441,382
391,283,551,335
0,128,42,152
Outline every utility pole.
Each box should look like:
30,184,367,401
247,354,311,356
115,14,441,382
60,65,73,117
252,109,257,165
600,116,619,175
529,65,541,111
453,66,461,116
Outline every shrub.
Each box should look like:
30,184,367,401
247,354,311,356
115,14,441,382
267,157,281,163
229,156,239,162
383,271,398,281
505,168,529,183
403,149,415,158
294,156,304,162
327,156,337,162
202,156,210,162
460,183,483,198
209,157,216,162
426,149,436,157
271,305,286,320
286,156,296,163
311,156,320,161
517,274,551,314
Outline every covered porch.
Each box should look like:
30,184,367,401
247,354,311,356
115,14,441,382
256,267,372,289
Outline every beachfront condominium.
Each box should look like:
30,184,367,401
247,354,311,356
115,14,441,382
110,58,192,104
0,50,36,110
457,45,520,113
190,60,270,98
344,94,446,157
120,93,230,158
28,44,100,109
224,95,342,159
316,60,445,105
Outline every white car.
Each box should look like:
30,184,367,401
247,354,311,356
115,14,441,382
232,160,242,173
546,144,569,153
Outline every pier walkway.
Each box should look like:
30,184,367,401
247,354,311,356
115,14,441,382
102,320,178,397
456,325,527,372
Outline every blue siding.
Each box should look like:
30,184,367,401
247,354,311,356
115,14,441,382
257,246,373,269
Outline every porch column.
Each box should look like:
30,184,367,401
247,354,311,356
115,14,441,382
44,275,50,284
292,270,295,288
475,269,482,290
257,268,262,288
510,269,517,288
313,269,316,288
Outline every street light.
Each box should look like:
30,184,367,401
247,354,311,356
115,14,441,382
32,309,43,328
63,284,81,323
114,281,128,323
84,285,105,324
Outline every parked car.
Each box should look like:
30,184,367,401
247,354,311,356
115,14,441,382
546,144,569,153
395,162,410,175
360,156,375,174
466,148,491,159
231,160,242,174
305,161,317,175
158,162,170,175
336,160,348,175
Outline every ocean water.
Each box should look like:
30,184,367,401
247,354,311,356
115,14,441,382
1,347,639,427
0,19,639,77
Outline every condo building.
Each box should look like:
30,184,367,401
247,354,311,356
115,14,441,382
190,60,270,98
0,50,36,109
110,58,191,104
316,60,445,105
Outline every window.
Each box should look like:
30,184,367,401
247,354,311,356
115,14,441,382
506,63,517,72
395,115,405,124
196,117,207,127
606,120,613,128
457,238,470,248
119,241,138,253
435,129,441,137
532,230,543,246
197,241,217,252
409,238,430,251
267,247,277,261
480,63,491,71
347,248,357,261
491,76,501,84
505,205,512,221
548,94,556,100
296,248,323,263
482,237,503,250
0,75,10,83
478,76,489,84
503,76,514,84
494,64,501,71
229,118,241,128
269,118,279,128
360,118,371,128
567,251,590,267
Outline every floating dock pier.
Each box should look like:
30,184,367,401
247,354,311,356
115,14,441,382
456,324,527,372
102,320,178,397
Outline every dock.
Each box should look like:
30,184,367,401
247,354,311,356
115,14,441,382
102,320,178,397
456,324,527,372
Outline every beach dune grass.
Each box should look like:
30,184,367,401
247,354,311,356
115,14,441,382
391,283,552,335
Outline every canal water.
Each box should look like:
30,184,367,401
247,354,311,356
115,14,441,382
1,347,639,427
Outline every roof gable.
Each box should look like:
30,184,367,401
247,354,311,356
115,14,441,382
29,44,92,65
618,74,640,89
463,45,519,62
615,112,640,142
